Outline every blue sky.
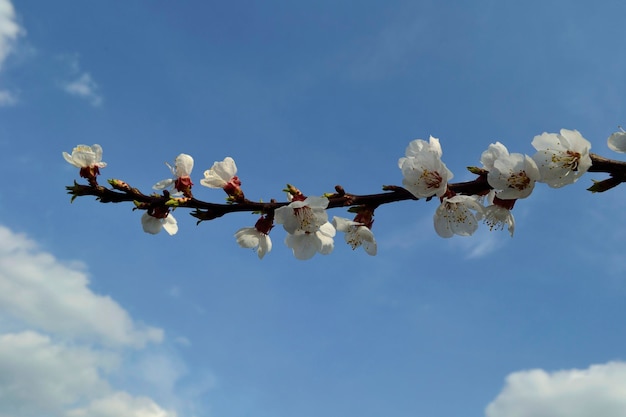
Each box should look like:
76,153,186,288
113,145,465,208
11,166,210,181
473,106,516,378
2,1,626,416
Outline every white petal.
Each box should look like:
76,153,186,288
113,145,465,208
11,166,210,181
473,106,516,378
332,216,359,232
433,209,454,238
153,178,174,190
363,240,377,256
608,131,626,153
200,173,226,188
162,214,178,235
286,233,318,260
532,132,564,152
274,205,300,234
175,153,194,176
315,230,335,255
257,235,272,259
303,196,330,209
480,142,509,170
404,137,443,158
318,221,337,238
234,227,261,248
356,226,376,243
62,152,81,167
141,213,162,234
404,139,429,158
427,136,443,156
91,144,103,162
560,129,590,151
208,157,237,183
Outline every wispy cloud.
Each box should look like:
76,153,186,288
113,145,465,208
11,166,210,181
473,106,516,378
486,362,626,417
0,0,24,107
0,225,188,416
63,71,103,107
60,54,103,106
0,0,22,70
0,89,16,106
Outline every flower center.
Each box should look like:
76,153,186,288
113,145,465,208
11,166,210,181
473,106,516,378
346,227,362,249
484,206,507,231
552,151,581,171
506,171,531,191
443,202,469,223
294,206,316,233
421,169,443,189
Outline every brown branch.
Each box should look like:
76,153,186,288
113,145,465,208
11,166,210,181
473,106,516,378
587,153,626,193
66,152,626,221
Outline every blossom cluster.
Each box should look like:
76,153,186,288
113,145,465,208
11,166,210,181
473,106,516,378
62,145,377,260
63,127,623,259
399,129,592,238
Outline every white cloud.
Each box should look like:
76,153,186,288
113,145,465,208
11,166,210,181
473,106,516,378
0,225,190,416
0,331,112,416
0,225,163,348
66,392,177,417
486,361,626,417
58,54,103,106
0,0,22,71
63,72,103,106
0,0,23,106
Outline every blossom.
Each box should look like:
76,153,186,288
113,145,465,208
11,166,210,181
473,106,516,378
531,129,592,188
234,215,273,259
62,144,107,169
62,144,107,184
141,211,178,235
398,136,453,198
608,128,626,153
200,157,243,199
332,216,377,255
483,192,515,237
479,142,509,170
274,196,335,260
153,153,194,197
234,228,272,259
433,195,484,238
481,142,539,199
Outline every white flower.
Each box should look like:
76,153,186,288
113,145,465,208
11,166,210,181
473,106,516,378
398,136,453,198
332,216,377,256
234,227,272,259
284,224,336,260
275,196,329,234
141,212,178,235
608,128,626,153
433,195,484,238
404,135,444,158
483,192,515,237
153,153,194,195
531,129,592,188
201,157,237,188
480,142,509,171
481,143,539,199
62,144,107,169
274,196,335,259
484,205,515,237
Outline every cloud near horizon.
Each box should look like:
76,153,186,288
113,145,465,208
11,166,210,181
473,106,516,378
0,225,179,417
486,361,626,417
0,226,162,348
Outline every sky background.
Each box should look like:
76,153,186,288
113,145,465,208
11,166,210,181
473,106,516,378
1,1,626,416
